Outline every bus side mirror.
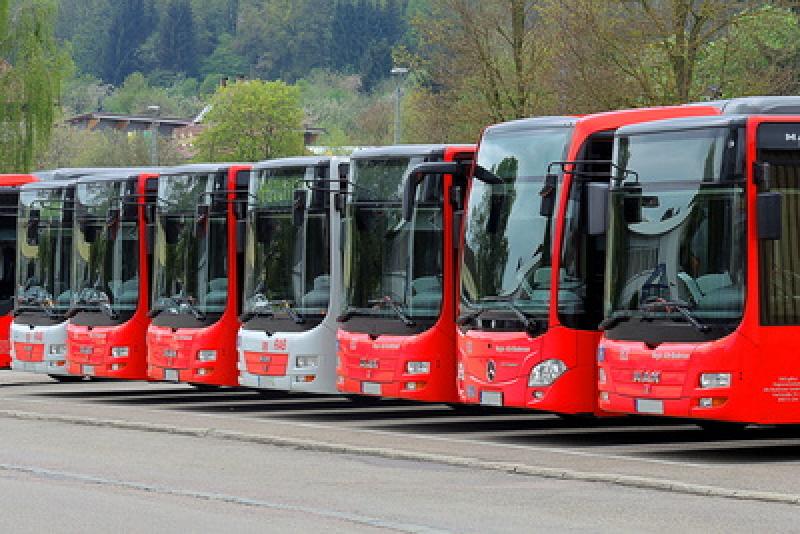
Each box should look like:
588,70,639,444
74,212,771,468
403,161,460,222
195,204,209,235
623,193,642,224
122,195,138,220
293,189,307,226
255,213,272,244
164,218,182,245
26,210,40,246
758,191,782,240
539,173,558,217
587,182,609,236
79,218,98,243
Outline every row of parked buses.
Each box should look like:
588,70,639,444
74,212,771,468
3,95,800,428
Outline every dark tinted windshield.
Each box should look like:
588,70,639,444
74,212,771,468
16,187,74,317
605,128,746,332
152,172,229,317
461,128,571,319
243,165,330,319
342,156,444,322
72,179,139,316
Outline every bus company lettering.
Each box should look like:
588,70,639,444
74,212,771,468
652,352,690,360
494,345,528,353
372,342,401,350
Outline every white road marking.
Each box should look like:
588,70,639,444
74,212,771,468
0,462,450,534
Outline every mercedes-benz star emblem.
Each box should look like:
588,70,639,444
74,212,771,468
487,360,496,382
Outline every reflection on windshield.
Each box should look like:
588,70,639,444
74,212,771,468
605,128,746,329
72,179,139,317
16,188,73,316
461,128,571,317
343,157,444,321
152,173,228,317
243,166,330,318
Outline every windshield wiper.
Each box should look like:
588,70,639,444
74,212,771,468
368,295,415,327
478,296,541,334
280,300,305,325
639,299,710,333
598,312,633,331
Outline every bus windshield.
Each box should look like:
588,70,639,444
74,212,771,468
72,178,139,318
152,172,228,318
605,127,746,332
460,128,571,320
16,187,74,317
342,156,443,323
243,165,330,320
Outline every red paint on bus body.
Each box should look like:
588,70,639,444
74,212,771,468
0,174,37,368
337,146,476,402
598,115,800,424
146,165,250,387
66,172,158,379
457,106,722,414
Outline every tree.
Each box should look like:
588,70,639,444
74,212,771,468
0,0,72,172
194,79,305,162
103,0,153,85
235,0,333,82
406,0,555,140
540,0,800,110
157,0,197,75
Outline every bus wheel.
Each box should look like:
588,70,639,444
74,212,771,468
48,375,84,383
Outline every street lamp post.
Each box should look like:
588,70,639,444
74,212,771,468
391,67,409,144
147,105,161,165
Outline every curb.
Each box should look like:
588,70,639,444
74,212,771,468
1,409,798,506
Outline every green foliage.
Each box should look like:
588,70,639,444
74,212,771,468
37,125,184,168
195,79,305,162
101,72,203,117
696,6,800,98
0,0,72,172
156,0,197,75
103,0,153,85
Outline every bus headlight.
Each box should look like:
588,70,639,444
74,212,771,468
111,347,129,358
700,373,731,389
49,344,67,356
529,359,567,387
296,355,319,369
197,350,217,362
406,361,431,375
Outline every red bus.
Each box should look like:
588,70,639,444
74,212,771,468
456,105,721,413
336,145,476,402
66,170,160,379
0,174,37,367
597,96,800,425
146,164,251,387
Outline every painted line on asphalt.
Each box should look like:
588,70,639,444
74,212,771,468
0,409,796,506
0,462,449,534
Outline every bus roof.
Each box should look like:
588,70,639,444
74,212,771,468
616,115,754,137
483,116,578,135
252,156,332,171
159,163,251,176
0,174,37,187
349,144,459,160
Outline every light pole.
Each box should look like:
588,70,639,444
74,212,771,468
147,105,161,165
391,67,409,144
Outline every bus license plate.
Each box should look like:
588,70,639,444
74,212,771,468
635,398,664,414
164,369,179,382
480,391,503,407
81,365,95,376
361,381,381,395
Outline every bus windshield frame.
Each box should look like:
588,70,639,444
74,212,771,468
604,126,747,338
